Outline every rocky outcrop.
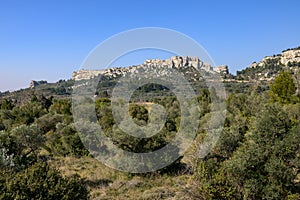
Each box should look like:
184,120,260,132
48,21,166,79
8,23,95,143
72,70,106,80
143,56,212,71
72,56,227,81
30,80,47,89
281,49,300,65
248,48,300,69
237,47,300,81
214,65,229,74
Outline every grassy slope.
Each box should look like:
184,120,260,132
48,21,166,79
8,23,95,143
49,156,194,200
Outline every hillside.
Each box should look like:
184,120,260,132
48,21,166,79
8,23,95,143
0,46,300,199
236,47,300,81
1,47,300,104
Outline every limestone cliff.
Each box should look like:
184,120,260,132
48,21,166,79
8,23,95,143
72,56,228,81
30,80,48,89
249,48,300,69
237,47,300,81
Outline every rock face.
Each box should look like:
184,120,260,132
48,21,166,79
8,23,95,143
237,47,300,81
30,80,47,89
249,48,300,69
214,65,229,75
72,70,106,80
281,49,300,65
143,56,212,71
72,56,227,81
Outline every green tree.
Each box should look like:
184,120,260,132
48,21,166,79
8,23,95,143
47,123,89,156
10,124,45,169
269,71,296,103
13,101,46,125
221,104,298,199
50,99,72,115
1,99,14,110
129,104,149,125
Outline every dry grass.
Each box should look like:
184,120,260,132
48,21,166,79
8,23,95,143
49,156,194,199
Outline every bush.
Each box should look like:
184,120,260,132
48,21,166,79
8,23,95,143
0,162,89,200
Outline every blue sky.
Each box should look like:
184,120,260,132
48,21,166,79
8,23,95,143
0,0,300,91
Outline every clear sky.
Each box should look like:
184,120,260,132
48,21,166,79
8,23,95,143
1,0,300,91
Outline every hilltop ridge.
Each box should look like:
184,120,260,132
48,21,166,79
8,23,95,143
237,47,300,81
1,46,300,102
72,46,300,83
72,56,229,80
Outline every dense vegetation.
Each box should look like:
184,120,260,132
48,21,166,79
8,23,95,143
0,70,299,199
